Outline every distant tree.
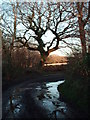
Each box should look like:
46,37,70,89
1,1,19,55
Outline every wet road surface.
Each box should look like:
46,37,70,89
2,80,80,119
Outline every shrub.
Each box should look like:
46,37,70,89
58,53,89,115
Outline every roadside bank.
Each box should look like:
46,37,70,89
57,74,89,118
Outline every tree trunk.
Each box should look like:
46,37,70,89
79,23,87,57
88,45,90,53
39,52,48,67
77,3,87,57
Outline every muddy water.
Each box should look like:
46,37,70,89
2,80,77,119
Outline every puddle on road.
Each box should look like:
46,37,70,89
46,80,65,99
3,80,75,119
3,89,24,119
35,80,72,119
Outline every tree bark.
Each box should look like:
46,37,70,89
39,52,49,67
78,20,86,56
88,45,90,53
77,2,87,57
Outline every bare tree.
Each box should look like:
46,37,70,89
10,0,19,50
15,2,79,65
1,1,20,52
1,1,89,66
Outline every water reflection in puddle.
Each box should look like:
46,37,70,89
46,80,65,99
35,80,69,119
34,80,70,118
4,89,24,119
